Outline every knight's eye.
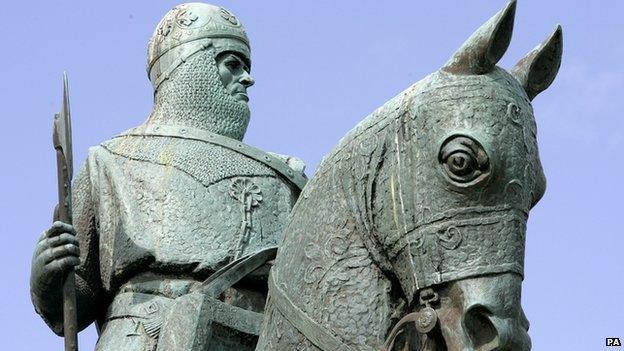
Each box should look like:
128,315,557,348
439,135,489,185
226,59,241,70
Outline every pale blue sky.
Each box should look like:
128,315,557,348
1,1,622,349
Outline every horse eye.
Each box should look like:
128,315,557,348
439,136,489,184
446,151,474,176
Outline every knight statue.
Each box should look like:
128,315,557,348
30,3,306,350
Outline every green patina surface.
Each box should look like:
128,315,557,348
31,1,562,350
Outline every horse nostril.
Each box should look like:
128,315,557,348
463,305,499,350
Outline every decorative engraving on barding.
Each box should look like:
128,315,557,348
505,179,526,209
303,242,324,284
506,102,522,125
229,178,263,259
437,226,462,250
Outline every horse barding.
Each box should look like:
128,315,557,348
257,1,562,350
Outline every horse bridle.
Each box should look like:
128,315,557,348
380,288,441,351
268,271,442,351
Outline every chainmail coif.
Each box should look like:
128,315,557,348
146,47,250,141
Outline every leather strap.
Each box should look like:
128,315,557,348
156,293,263,350
268,273,356,351
169,246,278,338
379,312,419,351
196,295,265,336
117,124,307,191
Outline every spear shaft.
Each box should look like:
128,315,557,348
53,72,78,351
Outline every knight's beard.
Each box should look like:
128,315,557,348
146,48,250,141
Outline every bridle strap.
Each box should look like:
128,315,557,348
268,272,435,351
381,287,441,350
379,312,420,351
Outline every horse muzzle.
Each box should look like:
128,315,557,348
424,273,531,351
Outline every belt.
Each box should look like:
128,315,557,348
106,247,278,350
156,247,279,350
117,276,202,300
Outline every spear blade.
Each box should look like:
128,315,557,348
53,71,73,222
61,72,73,178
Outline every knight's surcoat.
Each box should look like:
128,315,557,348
69,124,305,349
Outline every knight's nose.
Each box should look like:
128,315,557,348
239,71,255,87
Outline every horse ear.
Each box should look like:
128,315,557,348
442,0,516,75
511,25,563,100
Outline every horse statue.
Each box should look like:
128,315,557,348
256,1,562,350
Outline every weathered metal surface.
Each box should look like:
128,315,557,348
30,3,305,350
257,1,562,350
156,247,278,350
30,2,563,350
53,73,78,351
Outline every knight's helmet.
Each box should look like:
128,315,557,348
146,3,252,140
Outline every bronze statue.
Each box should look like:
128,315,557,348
31,1,562,350
256,1,562,350
30,3,306,350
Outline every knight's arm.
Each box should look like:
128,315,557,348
32,155,105,335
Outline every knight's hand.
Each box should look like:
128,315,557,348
30,221,80,296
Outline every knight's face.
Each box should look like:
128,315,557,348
216,52,254,103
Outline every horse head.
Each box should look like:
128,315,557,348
373,1,562,349
257,2,562,350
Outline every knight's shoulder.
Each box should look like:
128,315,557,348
267,152,307,179
87,134,137,161
97,137,117,149
92,136,127,155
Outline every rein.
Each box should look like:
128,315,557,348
380,288,440,351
